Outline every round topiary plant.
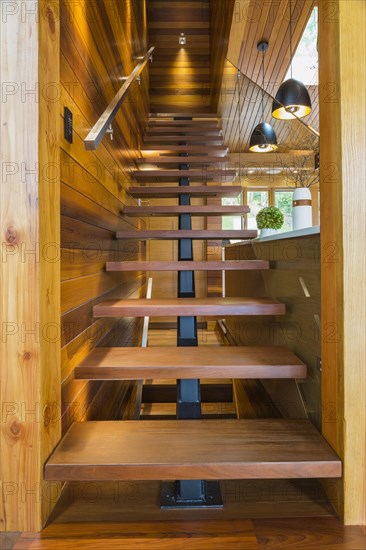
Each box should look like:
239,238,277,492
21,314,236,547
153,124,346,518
256,206,284,230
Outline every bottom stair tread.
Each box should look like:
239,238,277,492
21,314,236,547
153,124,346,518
45,419,341,481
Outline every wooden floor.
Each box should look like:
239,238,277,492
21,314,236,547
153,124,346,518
9,328,365,549
11,481,366,548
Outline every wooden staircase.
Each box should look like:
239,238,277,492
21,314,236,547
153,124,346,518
46,113,341,509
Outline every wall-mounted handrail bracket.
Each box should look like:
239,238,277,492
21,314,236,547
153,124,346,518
84,47,155,150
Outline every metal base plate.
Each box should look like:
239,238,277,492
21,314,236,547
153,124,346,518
160,481,224,509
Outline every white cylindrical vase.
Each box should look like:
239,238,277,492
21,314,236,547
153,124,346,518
292,187,312,230
260,228,277,237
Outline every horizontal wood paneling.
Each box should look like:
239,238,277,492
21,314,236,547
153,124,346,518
148,0,212,113
60,0,148,435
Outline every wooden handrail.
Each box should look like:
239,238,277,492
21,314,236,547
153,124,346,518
84,47,155,150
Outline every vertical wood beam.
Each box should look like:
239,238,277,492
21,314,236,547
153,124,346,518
0,0,61,531
319,0,366,525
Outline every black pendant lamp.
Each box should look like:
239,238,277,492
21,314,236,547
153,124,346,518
249,41,278,153
272,0,312,119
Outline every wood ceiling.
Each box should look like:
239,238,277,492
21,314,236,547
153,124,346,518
146,0,318,152
222,0,318,152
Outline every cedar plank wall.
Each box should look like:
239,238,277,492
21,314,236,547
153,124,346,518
210,0,236,111
206,0,235,297
60,0,148,433
147,0,212,113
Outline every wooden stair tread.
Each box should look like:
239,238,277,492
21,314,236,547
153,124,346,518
122,206,249,217
140,402,237,417
148,121,219,127
131,169,236,181
75,346,306,380
116,230,257,240
93,298,286,317
145,128,222,136
129,186,241,198
44,419,342,481
141,146,228,155
106,260,269,271
143,136,223,144
149,113,218,119
135,156,230,165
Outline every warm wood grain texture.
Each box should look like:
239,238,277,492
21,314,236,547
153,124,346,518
18,477,366,550
136,156,230,165
146,127,221,135
132,170,237,182
94,297,286,317
149,110,219,119
147,0,212,112
141,145,228,155
0,0,61,532
75,345,306,380
116,229,257,239
106,260,269,271
58,0,149,442
45,419,341,481
319,0,366,525
129,186,242,198
143,135,223,143
123,205,249,216
222,0,317,153
225,237,321,428
210,0,236,109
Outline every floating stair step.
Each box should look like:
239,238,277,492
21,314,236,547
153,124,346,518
141,146,228,155
122,206,249,217
75,346,306,380
116,230,257,240
142,382,233,403
145,128,222,136
129,186,242,198
131,169,236,182
149,113,218,119
143,136,223,144
106,260,269,272
44,419,342,481
135,156,230,165
148,120,219,127
140,402,237,420
93,298,286,318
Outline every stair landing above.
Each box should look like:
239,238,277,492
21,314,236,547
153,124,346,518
45,419,342,481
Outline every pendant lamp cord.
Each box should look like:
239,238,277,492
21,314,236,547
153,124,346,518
236,69,242,184
289,0,293,78
261,49,265,122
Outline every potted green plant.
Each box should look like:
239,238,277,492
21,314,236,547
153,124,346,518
256,206,284,237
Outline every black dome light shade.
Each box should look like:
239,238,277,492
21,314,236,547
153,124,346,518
272,0,312,120
249,122,278,153
272,78,312,120
249,41,278,153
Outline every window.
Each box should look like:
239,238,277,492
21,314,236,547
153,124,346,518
222,194,243,230
284,7,318,85
246,191,269,230
275,190,294,232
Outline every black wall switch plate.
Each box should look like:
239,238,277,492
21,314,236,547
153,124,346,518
64,107,73,144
